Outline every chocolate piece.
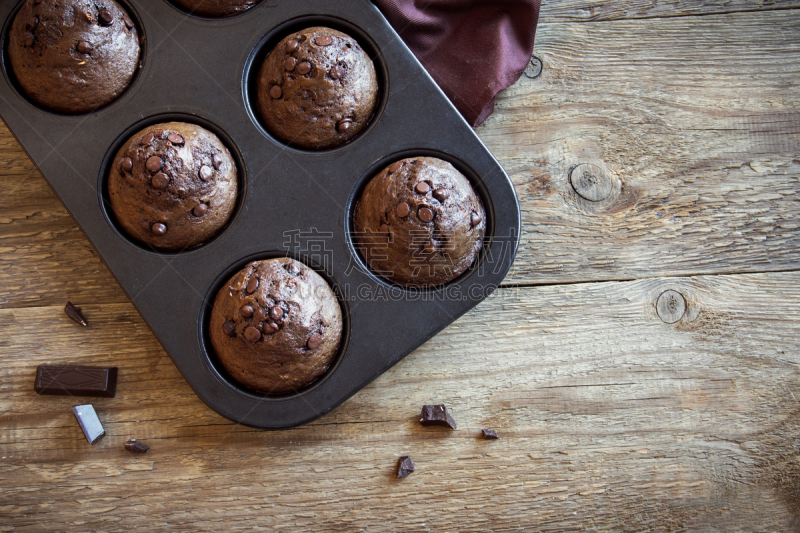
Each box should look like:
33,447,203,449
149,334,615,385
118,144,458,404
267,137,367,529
284,56,296,71
388,161,403,173
76,41,93,54
192,203,208,217
397,456,415,478
270,306,284,321
286,39,299,53
146,156,162,173
418,206,434,223
120,157,133,172
64,301,88,326
212,154,223,170
246,277,259,294
125,439,150,453
336,119,352,133
416,182,430,194
141,132,154,145
244,326,261,343
240,304,254,318
151,172,169,189
167,133,184,145
423,239,438,254
72,404,105,444
471,211,483,227
223,320,236,336
35,365,118,397
99,9,113,26
315,35,332,46
330,65,343,79
396,202,410,218
296,61,312,75
433,188,449,202
269,85,282,99
199,165,213,181
482,428,499,439
307,333,323,350
420,404,457,429
151,222,167,235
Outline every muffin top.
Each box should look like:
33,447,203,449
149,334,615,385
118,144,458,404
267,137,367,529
9,0,140,114
172,0,262,18
257,27,379,150
209,258,343,394
108,122,238,251
354,157,486,287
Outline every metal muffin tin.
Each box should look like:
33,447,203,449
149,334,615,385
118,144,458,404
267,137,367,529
0,0,521,428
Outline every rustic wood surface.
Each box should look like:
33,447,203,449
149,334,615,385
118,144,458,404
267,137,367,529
2,1,799,531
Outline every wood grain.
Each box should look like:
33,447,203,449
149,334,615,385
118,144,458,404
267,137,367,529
1,272,799,530
539,0,800,22
482,9,800,285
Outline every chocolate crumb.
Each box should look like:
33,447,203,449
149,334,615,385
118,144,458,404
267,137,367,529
420,404,457,429
64,301,88,327
397,456,415,478
482,428,499,440
125,439,150,453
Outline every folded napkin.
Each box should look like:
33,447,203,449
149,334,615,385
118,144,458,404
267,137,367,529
373,0,541,126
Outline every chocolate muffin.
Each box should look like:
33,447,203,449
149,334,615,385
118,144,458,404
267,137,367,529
209,258,343,394
108,122,238,251
8,0,140,114
354,157,486,287
172,0,261,17
256,27,379,150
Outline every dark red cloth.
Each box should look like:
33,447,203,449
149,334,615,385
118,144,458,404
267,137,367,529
373,0,541,126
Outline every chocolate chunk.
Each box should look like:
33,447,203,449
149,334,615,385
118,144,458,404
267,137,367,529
145,156,162,173
76,41,93,54
418,207,434,223
125,439,149,453
246,277,259,294
64,301,88,327
337,119,352,133
141,132,154,145
423,239,438,254
212,154,223,170
34,365,117,397
151,222,167,235
167,133,184,145
240,304,254,318
270,306,283,321
198,165,213,181
192,203,208,217
415,182,430,194
397,456,415,478
396,202,410,218
286,262,301,276
269,85,282,99
471,211,483,227
307,333,323,350
433,188,449,202
420,404,457,429
72,404,105,444
123,15,134,30
284,57,296,71
329,65,343,79
296,61,312,75
222,320,236,336
482,429,499,439
244,326,261,343
151,172,169,189
26,16,38,29
315,35,333,46
286,39,299,53
120,157,133,172
263,321,279,334
99,9,113,26
388,161,403,173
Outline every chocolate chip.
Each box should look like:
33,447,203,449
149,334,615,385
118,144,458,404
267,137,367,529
192,203,208,217
141,132,154,145
212,154,223,170
125,439,149,453
330,65,343,79
246,277,259,294
23,32,34,47
396,202,410,218
337,119,352,133
240,304,254,318
167,133,184,145
120,157,133,172
145,156,162,173
151,223,167,236
286,39,299,53
151,172,169,189
198,165,213,181
27,16,38,29
271,307,284,321
99,9,113,26
269,85,282,99
397,456,415,478
388,162,403,173
315,35,332,46
418,207,434,223
64,301,88,327
223,320,236,336
263,321,279,334
77,41,93,54
307,333,323,350
420,404,457,429
123,15,134,30
379,223,389,236
482,429,499,440
284,57,296,71
296,61,311,75
423,239,437,254
244,326,261,343
415,182,430,194
287,263,301,276
433,188,449,202
471,211,483,227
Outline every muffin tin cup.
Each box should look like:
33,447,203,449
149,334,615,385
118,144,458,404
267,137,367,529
0,0,521,428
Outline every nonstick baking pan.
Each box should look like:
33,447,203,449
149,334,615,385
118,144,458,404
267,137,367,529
0,0,521,428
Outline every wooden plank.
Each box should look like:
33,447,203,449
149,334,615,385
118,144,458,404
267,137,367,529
539,0,800,22
482,9,800,284
2,271,799,530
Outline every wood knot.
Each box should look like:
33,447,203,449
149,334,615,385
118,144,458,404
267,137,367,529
524,56,543,79
569,163,613,202
656,290,686,324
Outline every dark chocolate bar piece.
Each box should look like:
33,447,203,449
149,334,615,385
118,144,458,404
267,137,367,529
397,456,415,478
64,301,88,326
34,365,118,397
419,404,457,429
72,404,105,444
125,440,150,453
482,428,499,439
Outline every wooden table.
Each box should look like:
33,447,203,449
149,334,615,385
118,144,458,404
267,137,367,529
2,1,799,530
